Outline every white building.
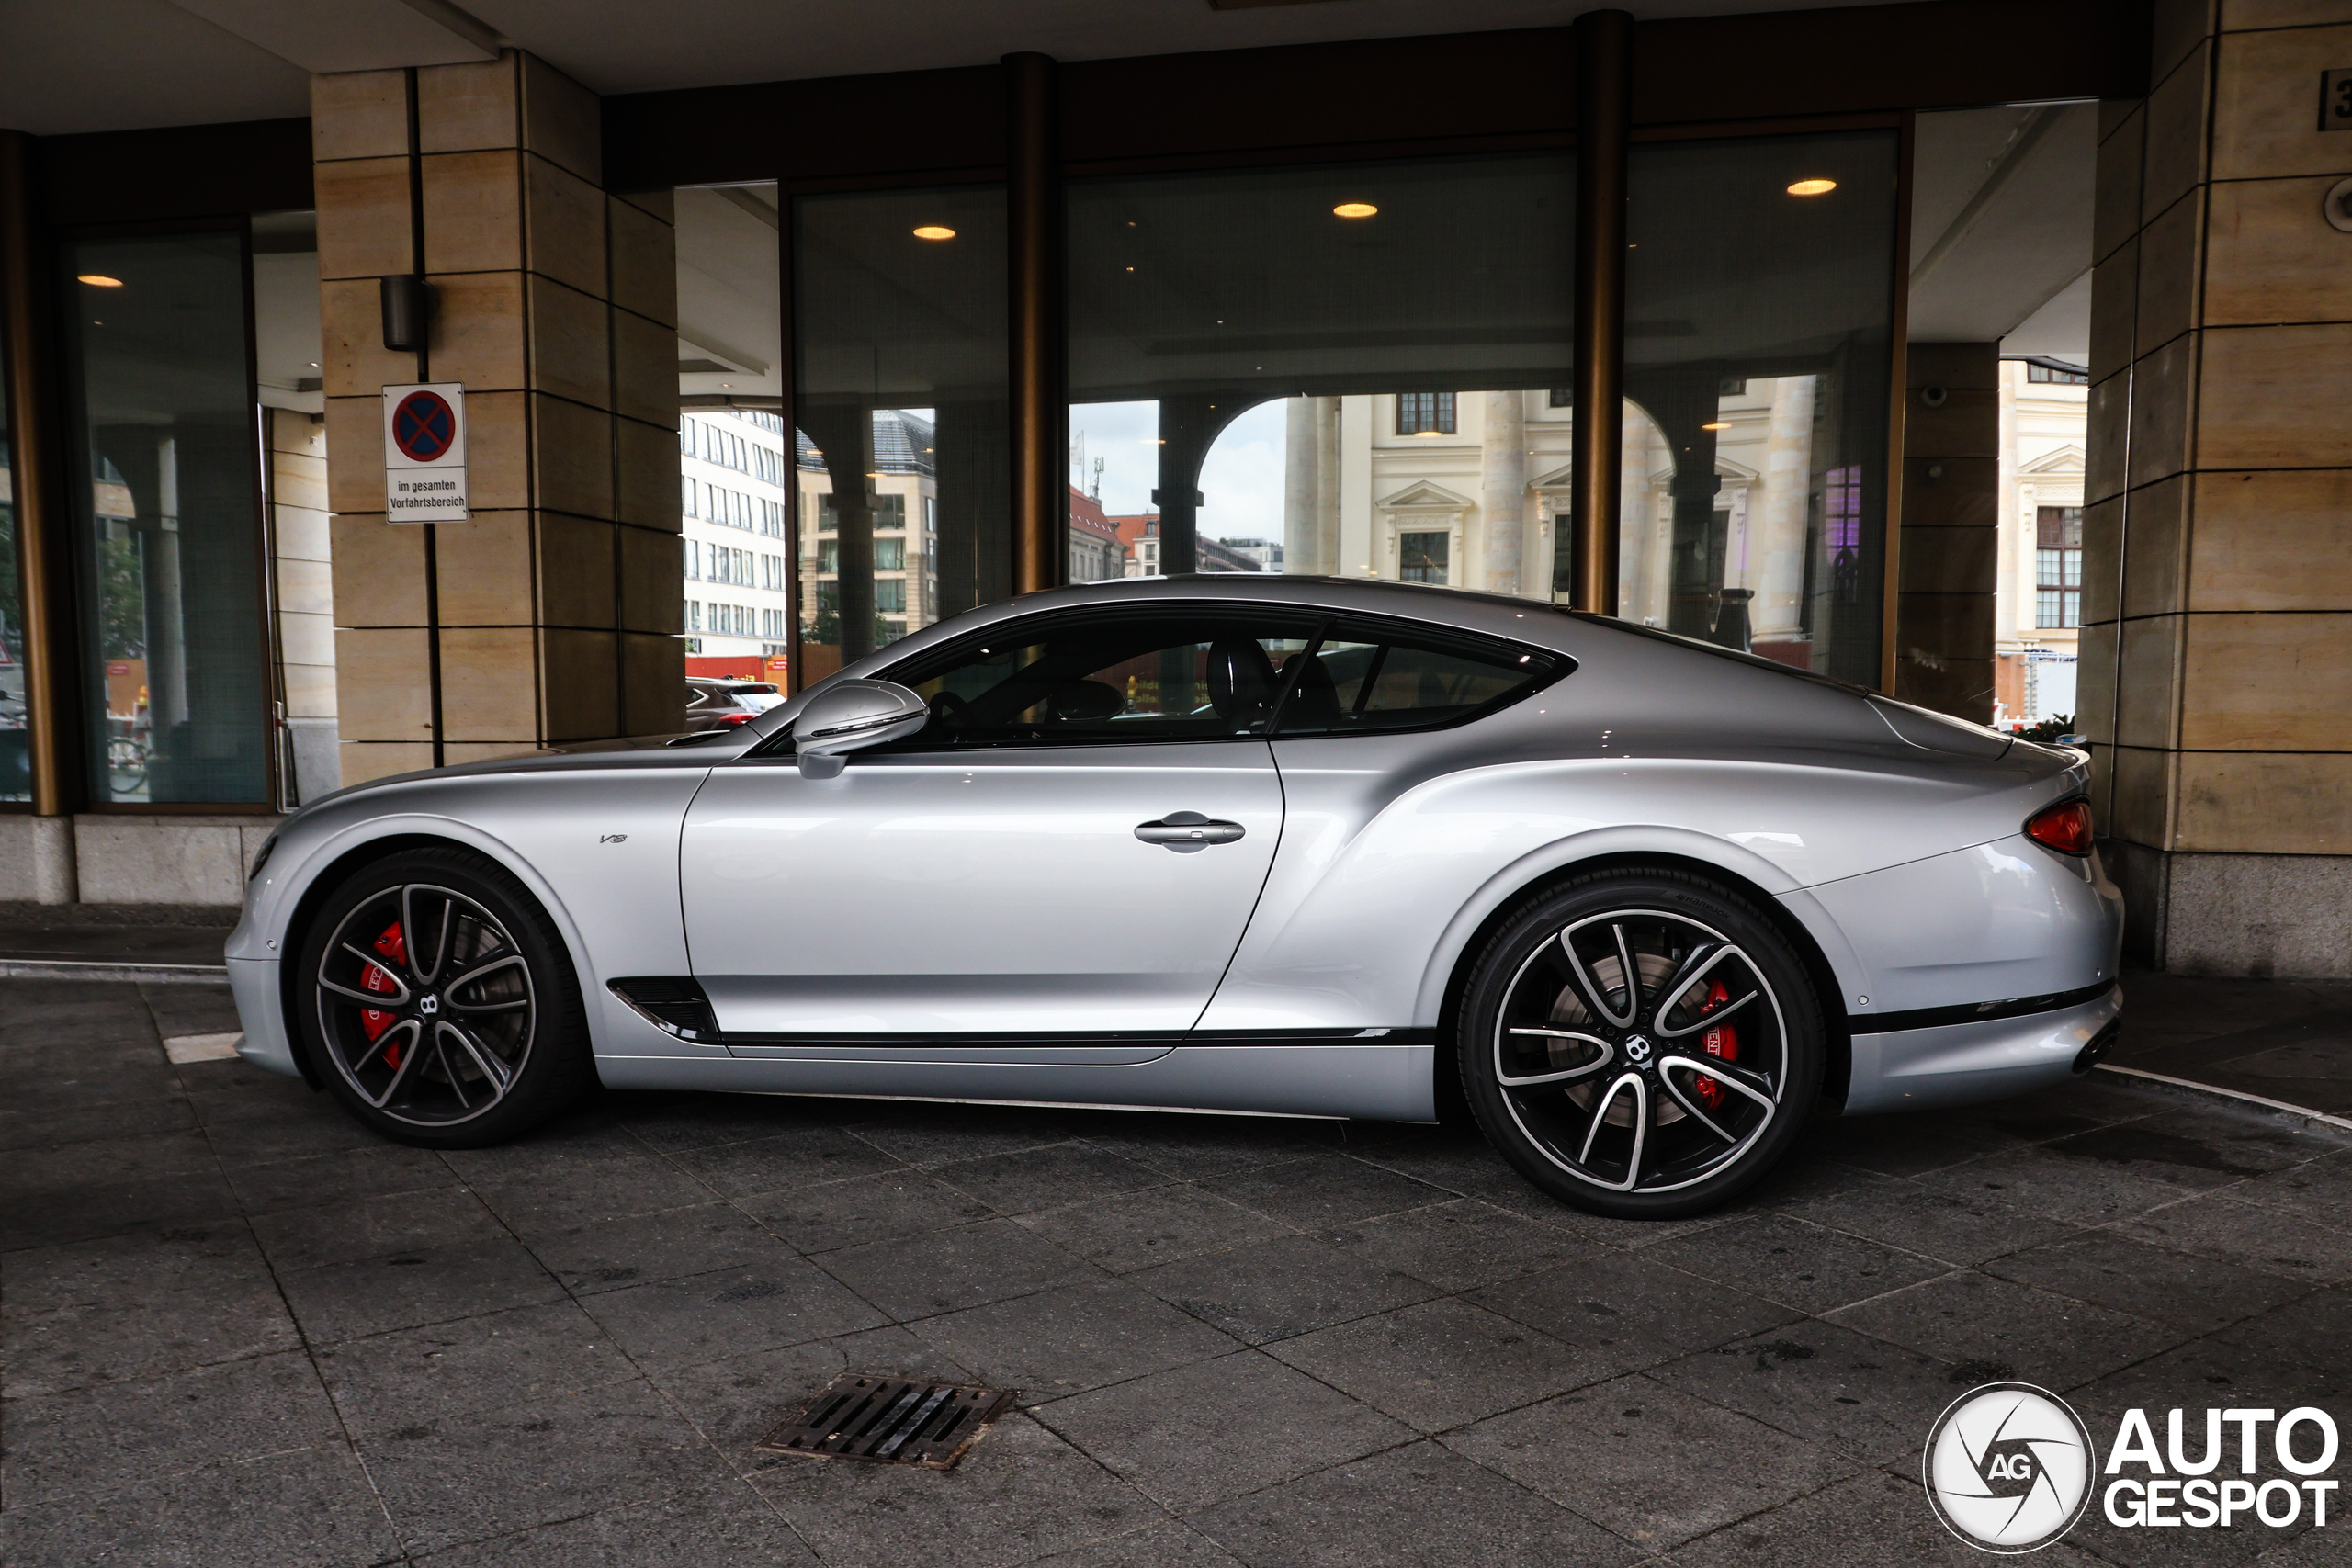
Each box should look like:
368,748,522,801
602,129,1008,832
795,411,942,681
1992,357,2089,727
1282,385,1822,662
679,408,794,665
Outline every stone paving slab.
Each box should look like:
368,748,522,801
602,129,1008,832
4,976,2351,1565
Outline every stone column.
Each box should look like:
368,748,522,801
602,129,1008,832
313,52,683,787
1479,390,1527,595
1894,344,1999,720
267,409,339,802
2078,0,2352,976
1283,395,1317,576
1282,395,1339,576
1617,400,1665,623
1751,375,1815,646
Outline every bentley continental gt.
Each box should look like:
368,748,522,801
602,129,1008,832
227,576,2123,1217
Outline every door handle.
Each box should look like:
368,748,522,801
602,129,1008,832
1135,811,1246,852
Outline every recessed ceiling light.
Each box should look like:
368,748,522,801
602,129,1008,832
911,225,956,240
1333,202,1378,219
1787,178,1837,197
78,274,123,288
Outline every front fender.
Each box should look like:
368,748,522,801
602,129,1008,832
231,769,707,1064
235,811,605,1045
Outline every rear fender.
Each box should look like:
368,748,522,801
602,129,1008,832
1409,824,1871,1025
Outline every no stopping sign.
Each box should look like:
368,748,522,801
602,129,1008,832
382,381,469,522
391,389,457,462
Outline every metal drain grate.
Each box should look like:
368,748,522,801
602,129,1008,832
756,1374,1014,1470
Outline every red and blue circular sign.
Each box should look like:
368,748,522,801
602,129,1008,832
391,389,457,462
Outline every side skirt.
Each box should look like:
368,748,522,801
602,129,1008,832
593,1041,1438,1122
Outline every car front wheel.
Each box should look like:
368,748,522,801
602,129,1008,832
1458,868,1825,1219
295,847,593,1147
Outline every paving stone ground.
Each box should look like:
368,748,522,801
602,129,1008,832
4,976,2348,1567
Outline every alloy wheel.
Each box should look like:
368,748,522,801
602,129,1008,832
1492,907,1789,1195
313,883,537,1127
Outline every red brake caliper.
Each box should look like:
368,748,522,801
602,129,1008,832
1693,978,1739,1110
360,919,407,1067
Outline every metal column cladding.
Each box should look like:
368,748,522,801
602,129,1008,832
0,130,77,816
1567,9,1633,617
1004,50,1067,595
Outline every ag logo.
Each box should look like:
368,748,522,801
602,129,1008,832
1925,1382,2097,1553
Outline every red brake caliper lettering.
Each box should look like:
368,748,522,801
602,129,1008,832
361,919,407,1066
1693,978,1738,1111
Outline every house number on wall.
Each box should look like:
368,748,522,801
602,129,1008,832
2323,69,2352,132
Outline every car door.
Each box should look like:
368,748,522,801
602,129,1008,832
678,605,1318,1041
1198,615,1573,1033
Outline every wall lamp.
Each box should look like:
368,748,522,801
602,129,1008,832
381,274,435,352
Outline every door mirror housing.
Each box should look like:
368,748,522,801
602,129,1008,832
793,679,929,778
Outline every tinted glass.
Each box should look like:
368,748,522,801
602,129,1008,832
889,613,1321,747
0,304,23,801
1617,131,1897,686
796,186,1008,685
1064,152,1573,597
62,231,268,804
1272,621,1560,736
670,184,783,691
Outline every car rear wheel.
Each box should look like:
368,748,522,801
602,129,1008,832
1458,868,1825,1219
296,847,594,1148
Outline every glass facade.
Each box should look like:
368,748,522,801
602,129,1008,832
61,231,270,805
1064,152,1575,596
0,307,24,801
0,106,1912,820
794,185,1008,684
674,183,790,680
1616,131,1897,684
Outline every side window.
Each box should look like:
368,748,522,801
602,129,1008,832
1272,621,1560,736
885,612,1320,748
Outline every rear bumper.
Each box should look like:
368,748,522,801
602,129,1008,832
1843,983,2121,1114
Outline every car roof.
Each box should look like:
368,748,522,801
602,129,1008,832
901,574,1586,654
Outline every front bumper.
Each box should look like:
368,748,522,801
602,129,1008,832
227,955,303,1078
1844,984,2122,1114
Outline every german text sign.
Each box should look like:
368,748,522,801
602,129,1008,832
383,382,469,522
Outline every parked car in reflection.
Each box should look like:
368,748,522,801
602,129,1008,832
683,676,778,731
226,577,2122,1217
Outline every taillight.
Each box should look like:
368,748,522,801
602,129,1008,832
718,712,755,727
2025,798,2094,856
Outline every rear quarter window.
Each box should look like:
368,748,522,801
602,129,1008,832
1272,619,1566,736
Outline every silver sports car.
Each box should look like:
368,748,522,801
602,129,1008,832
228,576,2123,1217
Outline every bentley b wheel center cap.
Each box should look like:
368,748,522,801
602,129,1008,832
1623,1033,1652,1066
419,994,440,1016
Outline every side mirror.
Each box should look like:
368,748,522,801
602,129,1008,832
793,679,929,779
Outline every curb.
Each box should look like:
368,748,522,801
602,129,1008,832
0,961,232,985
2095,1061,2352,1134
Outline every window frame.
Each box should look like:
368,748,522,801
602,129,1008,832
1264,612,1570,740
1395,390,1458,436
750,600,1571,757
2035,504,2082,630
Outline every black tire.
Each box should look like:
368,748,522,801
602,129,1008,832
294,846,594,1148
1457,867,1824,1219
